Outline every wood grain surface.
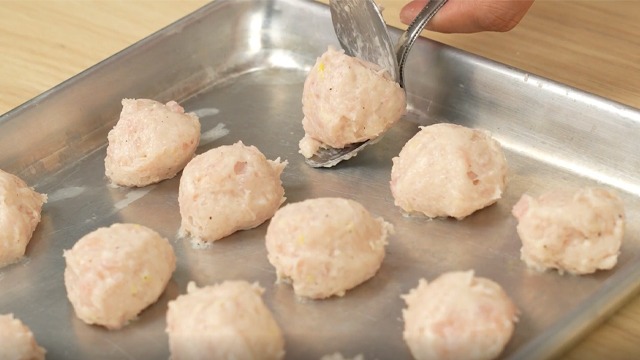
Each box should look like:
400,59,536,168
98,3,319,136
1,0,639,358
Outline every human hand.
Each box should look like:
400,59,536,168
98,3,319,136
400,0,534,33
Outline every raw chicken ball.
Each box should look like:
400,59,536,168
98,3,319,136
0,314,46,360
266,198,392,299
0,169,47,268
402,271,518,360
179,141,287,243
391,123,508,219
299,47,406,158
105,98,200,187
512,187,625,275
166,281,285,360
64,223,176,330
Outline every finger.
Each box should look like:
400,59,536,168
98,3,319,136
400,0,534,33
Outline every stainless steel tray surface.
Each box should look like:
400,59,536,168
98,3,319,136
1,1,640,359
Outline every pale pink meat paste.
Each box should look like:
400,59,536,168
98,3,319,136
0,169,47,268
402,271,518,360
0,314,45,360
299,47,406,158
390,123,508,219
266,197,392,299
166,281,285,360
179,141,287,243
64,223,176,329
105,99,200,187
512,187,625,275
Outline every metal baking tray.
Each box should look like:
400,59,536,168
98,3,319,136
1,0,639,359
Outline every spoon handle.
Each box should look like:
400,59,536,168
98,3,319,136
395,0,448,88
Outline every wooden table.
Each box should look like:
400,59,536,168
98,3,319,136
1,1,639,358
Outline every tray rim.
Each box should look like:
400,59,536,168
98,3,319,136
1,1,639,359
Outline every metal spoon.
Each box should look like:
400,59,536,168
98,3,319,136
305,0,447,168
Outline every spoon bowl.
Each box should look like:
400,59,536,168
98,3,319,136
329,0,398,81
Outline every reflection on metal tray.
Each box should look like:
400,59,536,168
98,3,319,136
1,0,640,359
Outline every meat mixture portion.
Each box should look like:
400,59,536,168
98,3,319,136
0,169,47,268
299,47,406,158
179,141,287,244
0,314,46,360
402,271,518,360
64,223,176,329
512,187,625,274
266,197,392,299
391,123,508,219
166,281,285,360
105,98,200,187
